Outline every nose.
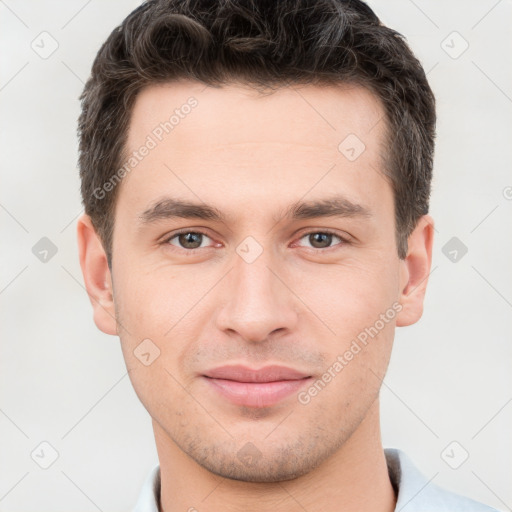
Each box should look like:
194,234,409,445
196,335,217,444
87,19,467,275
214,247,299,343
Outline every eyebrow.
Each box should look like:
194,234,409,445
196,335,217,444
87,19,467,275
138,194,371,226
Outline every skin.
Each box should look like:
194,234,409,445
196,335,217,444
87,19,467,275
77,80,434,512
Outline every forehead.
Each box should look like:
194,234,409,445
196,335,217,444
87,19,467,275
126,80,386,155
117,80,391,222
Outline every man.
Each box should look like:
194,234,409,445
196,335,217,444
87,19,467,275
76,1,497,511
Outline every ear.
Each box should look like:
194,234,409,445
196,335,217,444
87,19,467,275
396,215,435,327
76,214,117,335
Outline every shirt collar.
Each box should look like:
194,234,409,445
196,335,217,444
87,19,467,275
133,448,496,512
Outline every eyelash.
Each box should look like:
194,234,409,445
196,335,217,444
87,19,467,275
161,228,349,253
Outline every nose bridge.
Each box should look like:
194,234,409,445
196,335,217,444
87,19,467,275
216,240,298,341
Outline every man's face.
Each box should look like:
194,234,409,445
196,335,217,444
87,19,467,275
107,81,411,481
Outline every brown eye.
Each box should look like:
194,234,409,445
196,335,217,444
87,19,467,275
168,231,211,249
296,231,345,250
309,233,333,248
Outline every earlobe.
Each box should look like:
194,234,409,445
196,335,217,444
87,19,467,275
396,215,435,327
76,214,118,336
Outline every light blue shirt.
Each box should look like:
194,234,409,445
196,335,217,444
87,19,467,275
133,448,498,511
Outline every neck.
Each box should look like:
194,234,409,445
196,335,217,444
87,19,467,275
154,400,395,512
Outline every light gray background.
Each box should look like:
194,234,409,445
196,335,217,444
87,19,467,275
1,1,511,511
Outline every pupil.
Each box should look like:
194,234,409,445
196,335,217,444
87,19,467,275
310,233,331,248
180,232,202,248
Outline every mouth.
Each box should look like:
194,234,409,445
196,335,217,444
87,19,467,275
202,365,312,408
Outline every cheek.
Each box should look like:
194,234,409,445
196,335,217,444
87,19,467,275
113,262,197,335
293,258,401,339
112,262,216,387
292,260,399,395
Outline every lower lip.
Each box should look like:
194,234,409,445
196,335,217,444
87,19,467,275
203,376,312,408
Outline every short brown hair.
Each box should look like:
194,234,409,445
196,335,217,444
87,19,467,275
78,0,436,265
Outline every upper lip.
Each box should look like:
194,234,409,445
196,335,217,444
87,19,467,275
203,365,310,383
